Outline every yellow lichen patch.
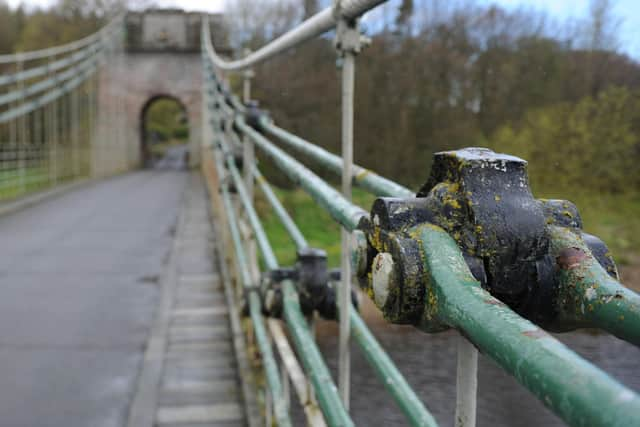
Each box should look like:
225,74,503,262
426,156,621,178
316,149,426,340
562,210,574,219
366,286,374,300
494,195,501,202
427,289,438,309
444,197,462,209
354,169,371,182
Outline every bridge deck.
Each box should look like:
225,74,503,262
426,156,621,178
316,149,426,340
0,171,245,427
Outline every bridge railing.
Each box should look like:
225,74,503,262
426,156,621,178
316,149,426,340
0,15,125,202
201,2,640,426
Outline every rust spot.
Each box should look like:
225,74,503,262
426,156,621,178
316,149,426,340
485,298,506,306
556,247,587,270
523,329,547,339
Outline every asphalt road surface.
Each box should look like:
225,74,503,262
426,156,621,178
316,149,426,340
0,171,188,427
153,145,189,171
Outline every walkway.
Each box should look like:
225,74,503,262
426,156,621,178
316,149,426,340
0,171,245,427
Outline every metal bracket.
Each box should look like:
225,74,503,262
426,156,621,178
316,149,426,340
260,248,355,320
355,147,618,329
244,101,267,129
334,17,370,57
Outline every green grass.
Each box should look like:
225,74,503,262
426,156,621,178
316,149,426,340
0,166,85,202
0,167,52,201
258,184,640,267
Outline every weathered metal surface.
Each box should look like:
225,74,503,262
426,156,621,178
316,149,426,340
415,225,640,427
547,226,640,344
262,248,345,320
357,147,634,336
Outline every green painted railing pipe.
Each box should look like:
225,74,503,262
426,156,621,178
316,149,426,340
219,138,355,427
418,224,640,427
254,167,309,250
236,118,368,231
278,278,354,427
548,226,640,346
223,154,279,269
259,117,414,198
216,158,292,427
252,161,439,427
350,311,439,427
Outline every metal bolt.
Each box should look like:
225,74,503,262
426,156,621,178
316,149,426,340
350,229,368,276
372,252,394,309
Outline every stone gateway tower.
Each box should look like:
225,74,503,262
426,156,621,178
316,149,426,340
97,9,229,171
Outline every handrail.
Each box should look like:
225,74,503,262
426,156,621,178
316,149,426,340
215,123,355,427
251,158,439,427
237,118,368,231
0,52,100,107
209,123,292,427
259,117,414,198
0,13,124,64
204,67,640,426
0,61,99,124
0,41,101,87
202,0,385,71
418,225,640,426
202,6,640,426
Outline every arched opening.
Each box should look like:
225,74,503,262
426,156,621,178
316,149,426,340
140,95,190,169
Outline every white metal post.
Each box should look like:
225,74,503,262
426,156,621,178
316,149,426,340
338,50,354,409
241,63,259,283
71,86,79,177
17,59,25,193
335,12,368,409
455,334,478,427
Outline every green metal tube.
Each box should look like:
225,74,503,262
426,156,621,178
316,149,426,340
418,224,640,427
224,154,279,269
236,119,368,231
548,226,640,346
260,117,414,198
280,279,355,427
254,167,309,250
350,310,439,427
220,137,354,427
218,165,292,427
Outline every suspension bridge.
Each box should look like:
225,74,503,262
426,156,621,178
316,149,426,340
0,3,639,427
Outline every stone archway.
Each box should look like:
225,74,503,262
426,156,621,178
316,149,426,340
119,51,203,169
139,94,190,168
94,10,230,173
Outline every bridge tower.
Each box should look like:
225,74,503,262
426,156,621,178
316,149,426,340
98,9,229,171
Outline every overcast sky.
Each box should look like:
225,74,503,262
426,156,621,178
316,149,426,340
5,0,640,57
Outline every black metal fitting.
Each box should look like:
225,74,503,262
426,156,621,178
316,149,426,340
356,147,617,328
245,101,268,130
261,248,356,320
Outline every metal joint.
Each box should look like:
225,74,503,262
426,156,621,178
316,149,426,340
355,147,618,330
334,17,370,57
244,101,269,130
261,248,356,320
